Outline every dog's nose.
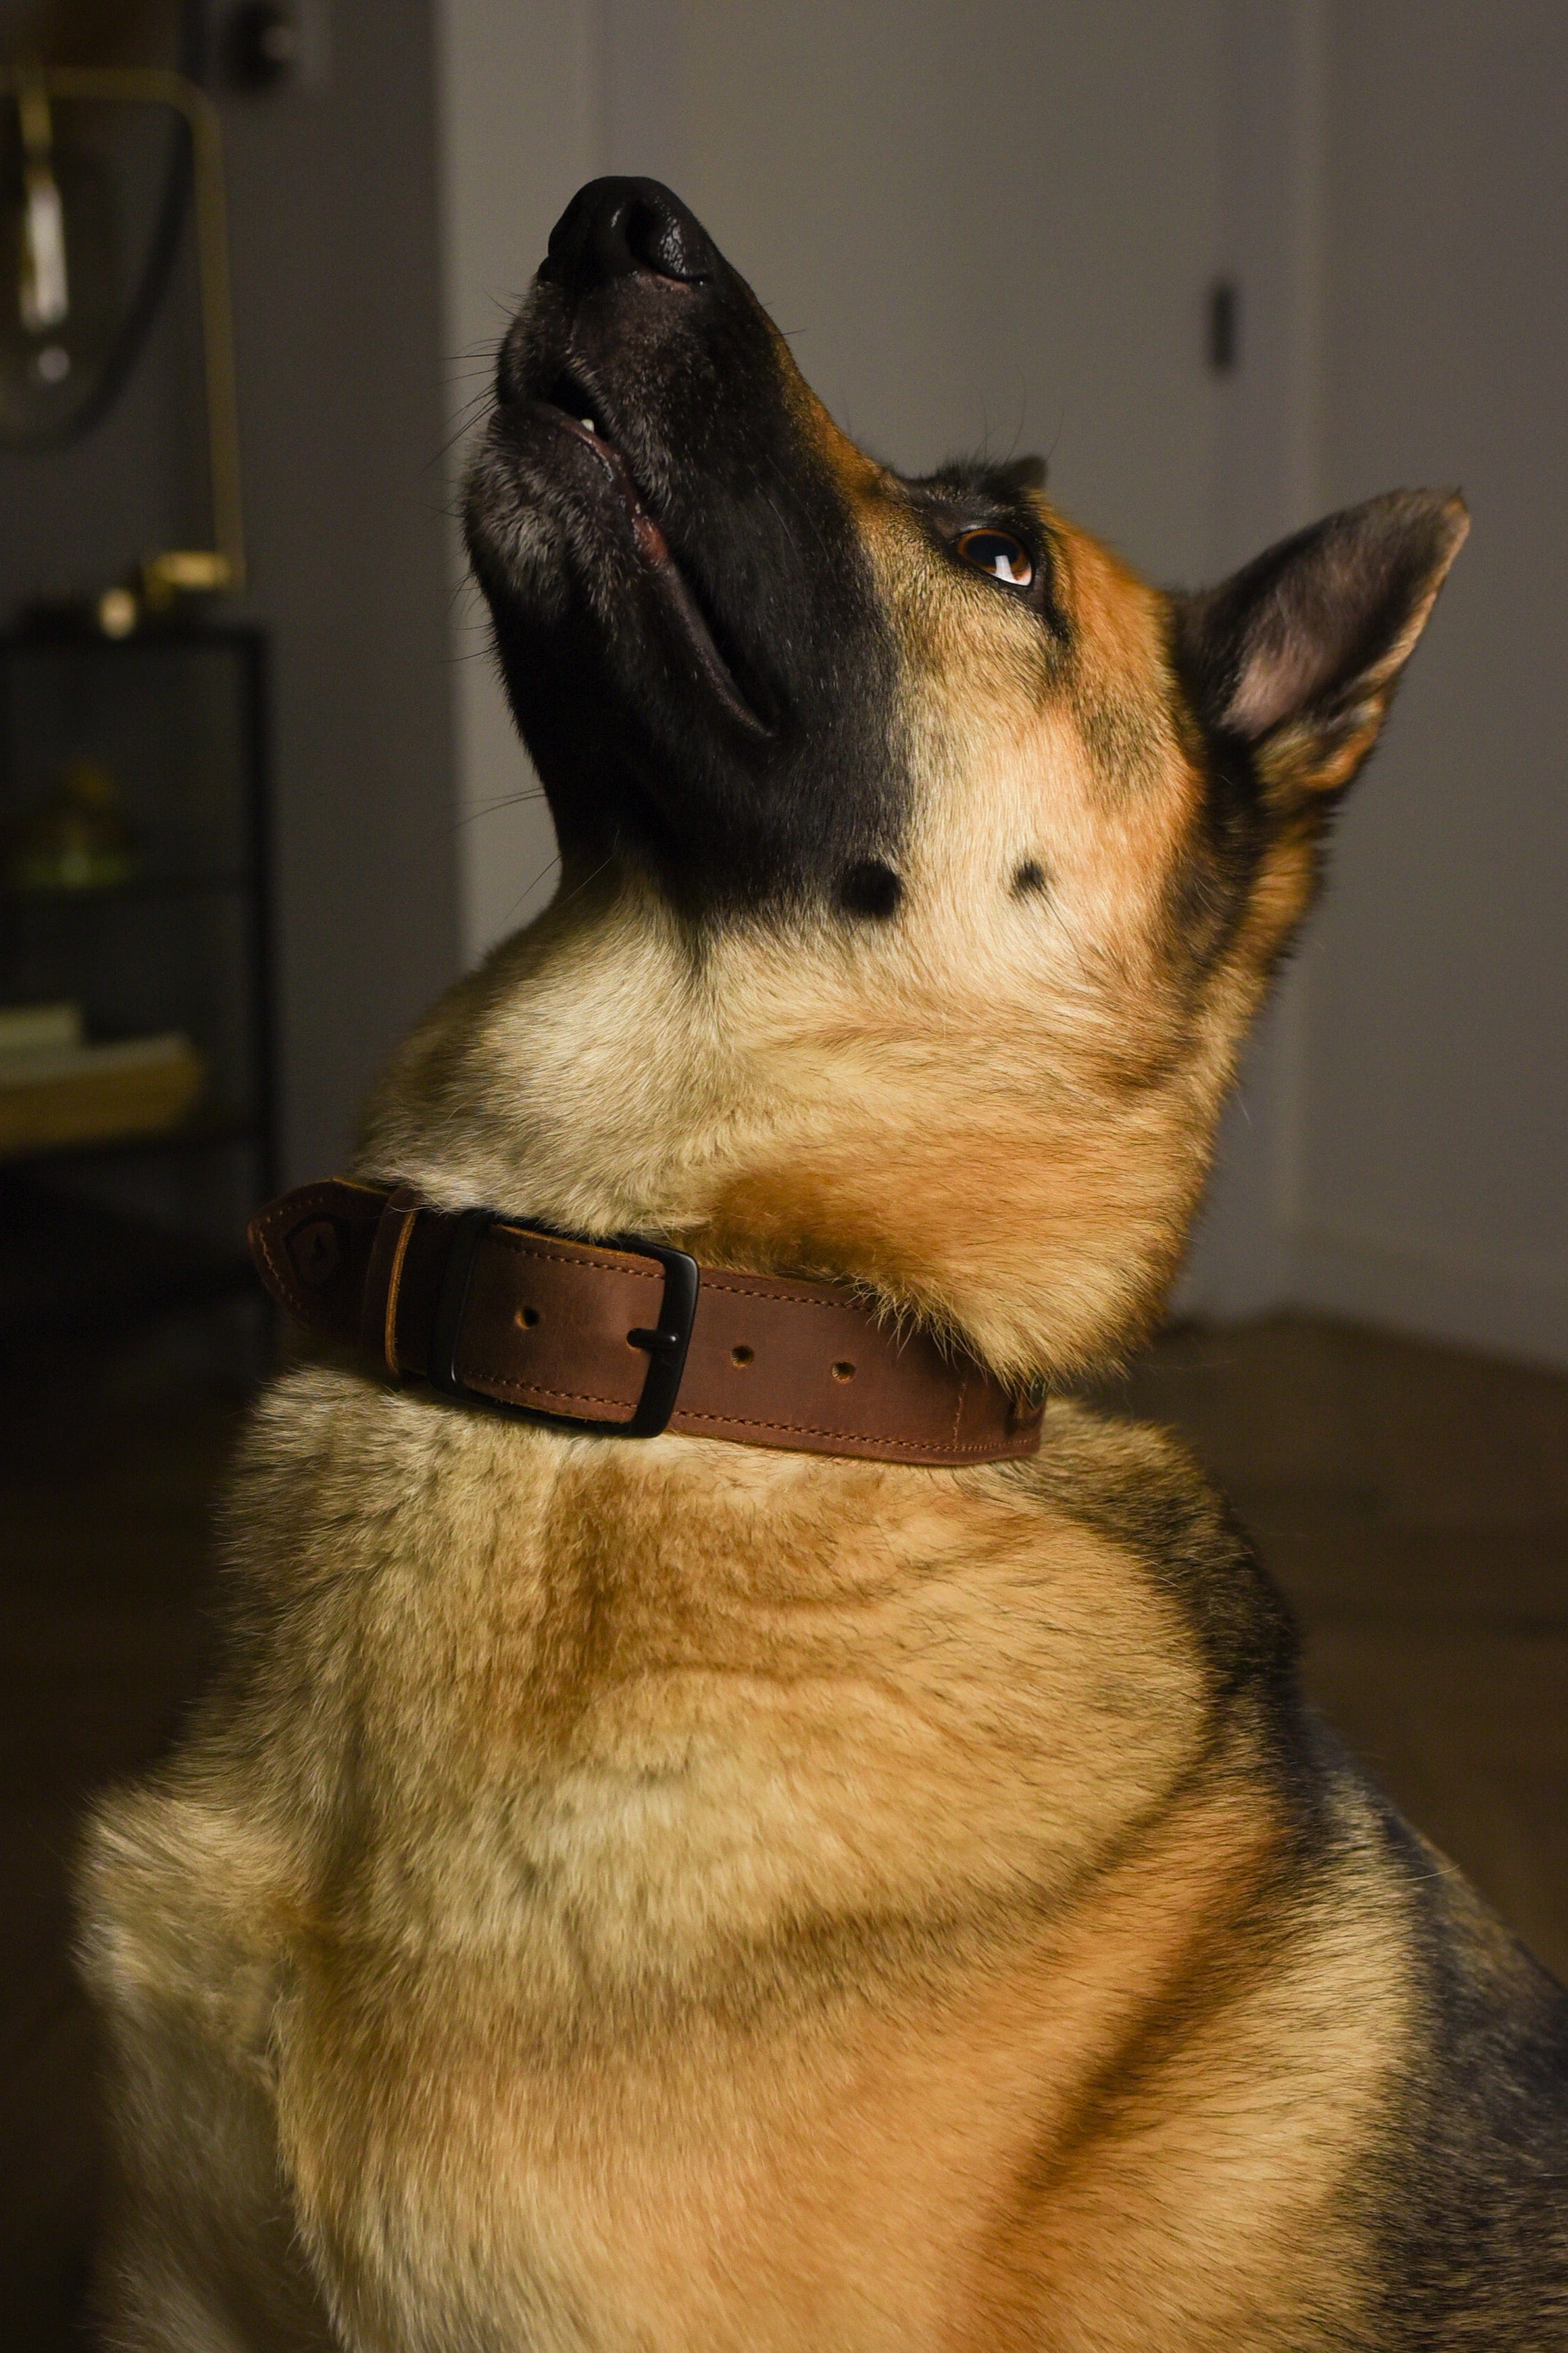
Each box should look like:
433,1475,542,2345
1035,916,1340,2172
540,178,714,305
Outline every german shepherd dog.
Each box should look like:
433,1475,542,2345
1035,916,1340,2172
79,180,1568,2350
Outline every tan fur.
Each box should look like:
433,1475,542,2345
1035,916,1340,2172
83,1386,1414,2350
77,291,1467,2350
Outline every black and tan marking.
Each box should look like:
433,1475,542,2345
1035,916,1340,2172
78,178,1565,2353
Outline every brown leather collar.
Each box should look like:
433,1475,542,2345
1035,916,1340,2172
248,1179,1044,1466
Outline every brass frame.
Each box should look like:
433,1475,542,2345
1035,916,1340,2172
3,65,247,596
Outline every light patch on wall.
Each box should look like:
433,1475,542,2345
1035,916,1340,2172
437,0,688,961
435,0,605,960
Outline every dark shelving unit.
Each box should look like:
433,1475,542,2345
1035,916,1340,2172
0,618,273,1343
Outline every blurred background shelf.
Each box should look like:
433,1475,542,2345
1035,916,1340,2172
0,618,273,1345
1,1107,260,1170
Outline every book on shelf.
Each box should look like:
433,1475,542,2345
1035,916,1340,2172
0,1005,206,1154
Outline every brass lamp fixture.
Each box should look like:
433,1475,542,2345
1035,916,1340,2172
3,62,246,625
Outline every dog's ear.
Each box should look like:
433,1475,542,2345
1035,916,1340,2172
1173,489,1469,799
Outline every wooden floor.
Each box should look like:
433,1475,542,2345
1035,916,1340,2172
6,1312,1567,2344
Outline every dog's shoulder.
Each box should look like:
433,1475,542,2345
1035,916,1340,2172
996,1406,1568,2338
1360,1803,1568,2341
984,1398,1299,1721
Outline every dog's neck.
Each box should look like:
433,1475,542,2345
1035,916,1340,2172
356,870,1239,1388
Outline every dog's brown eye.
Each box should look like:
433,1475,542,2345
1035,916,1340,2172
955,529,1032,588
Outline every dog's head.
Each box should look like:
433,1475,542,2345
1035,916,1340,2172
391,179,1465,1383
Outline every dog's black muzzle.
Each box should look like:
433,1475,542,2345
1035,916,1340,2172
465,179,905,917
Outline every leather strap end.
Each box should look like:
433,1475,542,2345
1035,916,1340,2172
247,1180,389,1341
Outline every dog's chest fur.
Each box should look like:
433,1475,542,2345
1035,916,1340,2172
88,1368,1409,2351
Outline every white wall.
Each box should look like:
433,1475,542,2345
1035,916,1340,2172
1189,0,1568,1367
1291,0,1568,1366
1177,0,1328,1321
217,0,461,1181
669,1,1225,566
435,0,599,958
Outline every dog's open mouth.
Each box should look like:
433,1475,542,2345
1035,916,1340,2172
533,366,772,740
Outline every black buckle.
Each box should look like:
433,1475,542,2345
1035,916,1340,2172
425,1210,700,1439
